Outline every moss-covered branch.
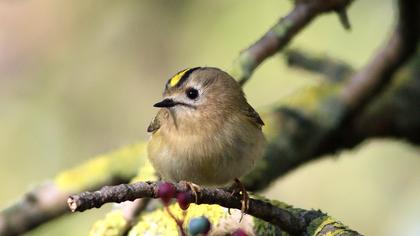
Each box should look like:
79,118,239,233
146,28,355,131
284,47,420,149
0,143,147,236
230,0,353,84
244,0,420,190
2,0,420,235
285,49,354,82
88,158,157,236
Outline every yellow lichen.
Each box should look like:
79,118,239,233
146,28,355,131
279,83,340,114
88,157,157,236
130,158,158,183
324,228,347,236
308,216,353,236
312,217,337,235
55,142,147,193
89,210,128,236
129,203,228,236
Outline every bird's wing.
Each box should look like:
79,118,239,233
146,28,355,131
147,111,163,133
245,104,265,127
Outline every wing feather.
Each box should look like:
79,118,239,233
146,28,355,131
147,111,163,133
245,104,264,127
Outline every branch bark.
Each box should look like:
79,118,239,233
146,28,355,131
244,0,420,190
285,49,354,82
2,0,420,235
0,143,145,236
68,181,361,236
230,0,354,84
339,0,420,110
284,48,420,148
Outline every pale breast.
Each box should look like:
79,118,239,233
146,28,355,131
147,114,265,187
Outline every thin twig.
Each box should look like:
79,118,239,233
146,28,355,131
232,0,354,85
285,49,354,82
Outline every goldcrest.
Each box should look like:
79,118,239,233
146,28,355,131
147,67,265,187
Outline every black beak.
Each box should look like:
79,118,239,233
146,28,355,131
153,98,176,108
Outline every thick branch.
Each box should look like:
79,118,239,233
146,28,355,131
0,144,145,236
68,181,361,236
332,58,420,150
230,0,353,84
318,0,420,154
339,0,420,110
285,48,420,148
0,184,68,236
3,0,420,235
244,0,420,190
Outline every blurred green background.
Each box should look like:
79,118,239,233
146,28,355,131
1,0,419,235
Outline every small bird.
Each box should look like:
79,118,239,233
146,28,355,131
147,67,265,209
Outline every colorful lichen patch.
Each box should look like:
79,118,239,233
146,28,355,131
129,204,228,236
55,142,147,193
89,210,128,236
130,158,158,183
307,215,355,236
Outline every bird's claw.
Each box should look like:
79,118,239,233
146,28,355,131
228,178,249,222
180,181,200,203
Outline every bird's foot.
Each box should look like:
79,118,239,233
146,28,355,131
180,181,201,203
228,178,249,221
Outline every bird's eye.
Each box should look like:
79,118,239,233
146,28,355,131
186,88,199,100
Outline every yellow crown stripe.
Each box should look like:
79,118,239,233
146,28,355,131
169,68,191,87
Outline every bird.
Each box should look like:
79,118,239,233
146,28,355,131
147,67,265,211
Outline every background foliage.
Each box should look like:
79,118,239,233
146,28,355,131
0,0,419,235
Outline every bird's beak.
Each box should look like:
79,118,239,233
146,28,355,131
153,98,176,108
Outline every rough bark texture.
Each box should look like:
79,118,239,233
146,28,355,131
244,0,420,190
231,0,353,85
1,0,420,235
68,181,361,236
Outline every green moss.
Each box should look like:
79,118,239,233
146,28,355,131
253,217,288,236
230,50,256,82
307,215,355,236
272,18,294,38
307,215,331,235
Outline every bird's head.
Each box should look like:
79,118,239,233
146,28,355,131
154,67,246,121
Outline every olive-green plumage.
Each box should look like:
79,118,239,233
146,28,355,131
147,67,265,186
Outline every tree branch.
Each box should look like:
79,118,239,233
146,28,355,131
244,0,420,190
316,0,420,154
285,49,354,82
230,0,354,84
68,181,361,236
87,160,158,235
3,0,420,235
339,0,420,110
0,143,146,236
0,184,68,236
284,47,420,149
